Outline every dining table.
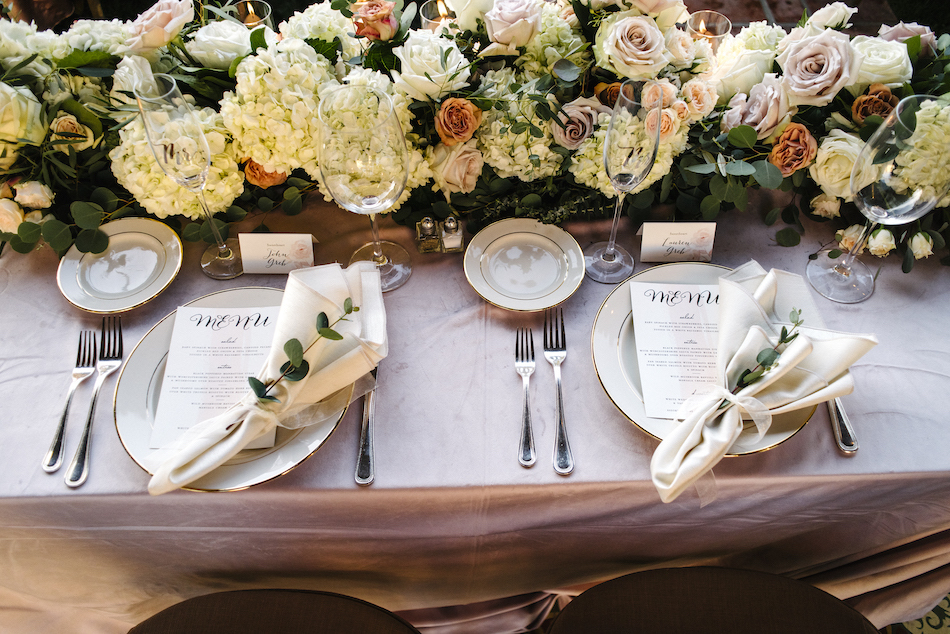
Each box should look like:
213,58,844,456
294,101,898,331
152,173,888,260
1,194,949,634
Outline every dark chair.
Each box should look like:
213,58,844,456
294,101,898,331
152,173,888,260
128,589,421,634
548,567,879,633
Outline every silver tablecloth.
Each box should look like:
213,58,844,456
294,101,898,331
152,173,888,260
1,198,948,633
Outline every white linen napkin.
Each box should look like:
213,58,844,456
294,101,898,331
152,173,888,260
144,262,387,495
650,261,878,503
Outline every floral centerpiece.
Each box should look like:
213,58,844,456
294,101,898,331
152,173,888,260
0,0,947,272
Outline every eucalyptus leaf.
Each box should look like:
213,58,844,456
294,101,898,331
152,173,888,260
284,338,304,367
756,348,780,367
281,359,310,381
90,187,119,213
199,218,230,243
724,161,756,176
70,201,105,230
552,59,581,82
727,125,757,149
16,221,41,243
344,297,354,313
319,327,344,341
41,218,72,252
74,228,109,254
775,227,801,247
316,312,329,330
752,160,783,189
248,376,267,397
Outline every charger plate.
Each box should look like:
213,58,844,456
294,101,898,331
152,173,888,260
114,286,347,491
590,262,814,455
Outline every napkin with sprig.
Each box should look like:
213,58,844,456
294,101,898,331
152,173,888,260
650,261,878,503
144,262,387,495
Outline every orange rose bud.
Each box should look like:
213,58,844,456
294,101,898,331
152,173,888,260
594,82,622,109
852,83,899,125
435,98,483,147
244,159,289,189
768,123,818,178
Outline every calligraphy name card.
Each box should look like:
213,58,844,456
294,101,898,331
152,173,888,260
639,222,716,262
238,233,315,274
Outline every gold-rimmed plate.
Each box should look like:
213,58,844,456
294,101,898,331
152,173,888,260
463,218,585,311
591,262,814,455
114,287,347,491
57,218,182,314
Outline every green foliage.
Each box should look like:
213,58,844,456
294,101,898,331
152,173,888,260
734,308,805,391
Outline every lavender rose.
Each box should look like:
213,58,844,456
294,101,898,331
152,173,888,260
429,139,484,201
879,22,937,57
720,73,794,141
776,28,862,107
482,0,543,57
550,96,611,150
596,14,672,80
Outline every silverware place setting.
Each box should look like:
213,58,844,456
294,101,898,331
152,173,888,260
43,330,97,473
544,308,574,476
515,328,537,468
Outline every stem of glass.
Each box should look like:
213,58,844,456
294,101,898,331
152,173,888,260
367,213,388,267
196,189,233,260
603,192,627,263
834,222,877,277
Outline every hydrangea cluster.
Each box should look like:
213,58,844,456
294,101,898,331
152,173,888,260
220,38,335,178
59,19,130,55
109,106,245,220
891,101,950,208
0,19,68,77
518,1,589,76
279,1,364,65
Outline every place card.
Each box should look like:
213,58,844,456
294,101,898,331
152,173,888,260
629,281,720,419
639,222,716,262
150,305,281,449
238,233,315,274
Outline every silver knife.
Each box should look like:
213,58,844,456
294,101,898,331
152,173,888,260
355,367,377,486
827,397,858,454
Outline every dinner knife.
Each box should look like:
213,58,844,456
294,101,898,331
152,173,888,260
827,397,858,454
355,367,377,486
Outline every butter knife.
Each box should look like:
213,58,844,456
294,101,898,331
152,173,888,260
355,367,377,486
827,397,858,454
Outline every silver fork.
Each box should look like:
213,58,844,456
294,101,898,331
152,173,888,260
65,316,123,488
515,328,536,468
43,331,97,473
543,308,574,475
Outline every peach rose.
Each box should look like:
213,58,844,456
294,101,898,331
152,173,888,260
124,0,194,54
595,82,622,109
642,79,677,110
435,98,482,147
244,159,288,189
644,107,679,142
852,83,899,125
352,0,399,42
768,122,817,177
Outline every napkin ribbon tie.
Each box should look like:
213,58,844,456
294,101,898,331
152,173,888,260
677,385,772,442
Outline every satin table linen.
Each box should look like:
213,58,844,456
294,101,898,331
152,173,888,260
0,198,948,633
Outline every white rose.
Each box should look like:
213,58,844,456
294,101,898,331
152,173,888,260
186,21,276,70
628,0,685,16
0,199,24,233
681,78,718,121
13,181,54,209
123,0,194,54
444,0,495,32
391,31,471,102
0,82,46,171
110,55,157,120
809,192,840,218
49,114,98,154
664,27,695,69
777,28,862,107
429,139,483,201
596,13,672,80
720,73,793,141
806,2,857,30
736,20,786,52
710,44,775,104
850,35,912,90
482,0,542,57
879,22,937,57
909,232,934,259
868,228,895,257
836,224,865,253
809,129,869,201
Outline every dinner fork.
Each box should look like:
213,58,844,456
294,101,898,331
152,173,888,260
42,331,97,473
515,328,536,468
543,308,574,475
65,316,123,488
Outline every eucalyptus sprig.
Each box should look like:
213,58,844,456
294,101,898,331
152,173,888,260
733,308,805,392
248,298,359,404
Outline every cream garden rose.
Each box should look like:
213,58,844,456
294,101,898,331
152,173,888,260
49,114,97,153
429,139,483,200
879,22,937,57
445,0,495,32
595,13,672,80
809,129,868,201
0,198,23,233
909,232,934,259
849,35,912,90
709,41,775,103
868,228,896,256
836,224,865,253
482,0,543,57
680,78,717,121
391,30,471,102
777,28,862,107
13,181,54,208
809,192,840,218
805,2,857,29
123,0,194,54
0,82,46,171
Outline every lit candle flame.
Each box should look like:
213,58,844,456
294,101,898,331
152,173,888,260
436,0,448,19
243,2,260,26
698,19,707,34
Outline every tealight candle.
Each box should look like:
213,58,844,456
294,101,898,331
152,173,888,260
686,10,731,54
235,0,274,30
420,0,457,34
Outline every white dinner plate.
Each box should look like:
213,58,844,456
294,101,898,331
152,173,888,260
463,218,585,311
591,262,814,455
57,218,183,314
114,287,347,492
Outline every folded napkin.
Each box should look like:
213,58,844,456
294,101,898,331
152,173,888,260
650,261,878,503
144,262,387,495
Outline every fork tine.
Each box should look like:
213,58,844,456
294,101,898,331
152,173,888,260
515,328,521,362
116,316,123,358
528,328,534,361
558,307,566,348
543,309,550,349
86,331,97,366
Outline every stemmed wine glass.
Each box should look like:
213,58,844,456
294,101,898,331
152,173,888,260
806,94,950,303
585,80,661,283
134,74,243,280
318,84,412,291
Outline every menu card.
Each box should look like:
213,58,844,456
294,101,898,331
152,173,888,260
150,305,281,449
628,281,720,419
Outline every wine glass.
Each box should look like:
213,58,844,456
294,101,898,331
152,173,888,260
806,94,950,303
134,74,243,280
317,84,412,291
585,80,661,283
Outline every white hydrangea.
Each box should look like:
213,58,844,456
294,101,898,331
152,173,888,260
109,107,245,220
0,19,66,76
518,2,589,76
476,69,563,181
59,19,130,55
220,38,335,178
735,21,786,52
891,100,950,208
279,1,363,66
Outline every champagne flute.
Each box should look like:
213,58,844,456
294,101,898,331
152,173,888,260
318,84,412,291
585,80,661,283
806,94,950,303
134,74,243,280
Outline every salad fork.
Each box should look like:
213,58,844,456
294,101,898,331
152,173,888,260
65,316,123,488
42,331,96,473
543,308,574,475
515,328,536,468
